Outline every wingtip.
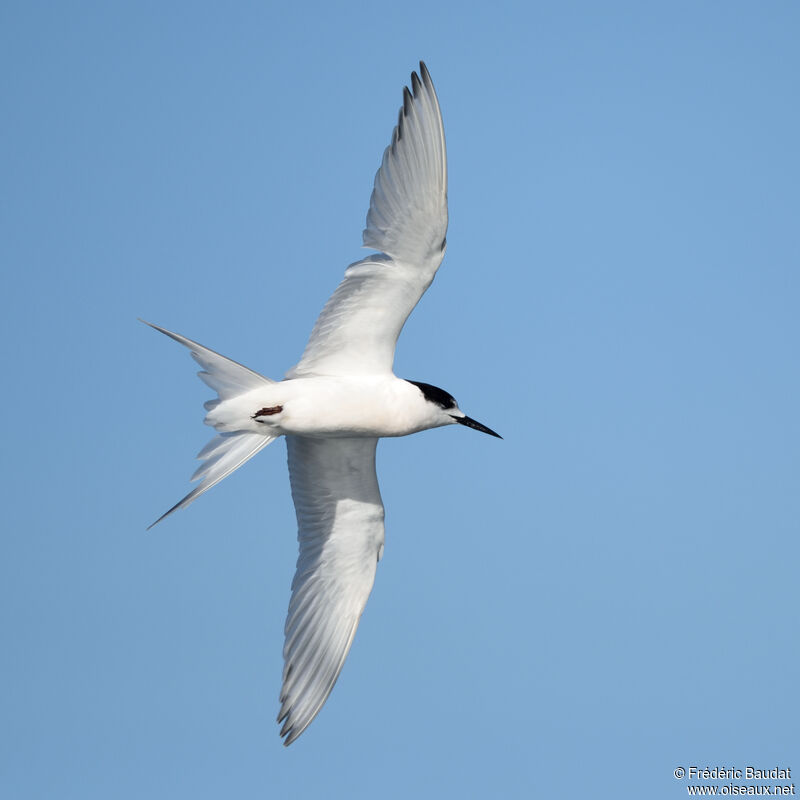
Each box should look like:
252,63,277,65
419,60,432,86
278,710,298,745
278,719,307,747
402,85,413,115
410,68,422,97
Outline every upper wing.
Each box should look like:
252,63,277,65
287,62,447,378
363,61,448,268
278,435,385,745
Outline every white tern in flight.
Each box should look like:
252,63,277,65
144,62,500,745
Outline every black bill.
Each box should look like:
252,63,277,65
452,415,502,439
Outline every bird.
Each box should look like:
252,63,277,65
143,61,500,746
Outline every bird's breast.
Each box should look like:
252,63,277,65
273,376,427,438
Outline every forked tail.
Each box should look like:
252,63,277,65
142,321,278,528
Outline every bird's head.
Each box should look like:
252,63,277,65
405,380,501,438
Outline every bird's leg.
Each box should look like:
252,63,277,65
252,406,283,422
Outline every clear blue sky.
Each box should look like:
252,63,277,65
2,2,798,798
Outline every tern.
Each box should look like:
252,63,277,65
144,62,500,746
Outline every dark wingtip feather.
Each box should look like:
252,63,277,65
402,85,412,116
419,61,432,87
394,107,404,146
410,69,422,97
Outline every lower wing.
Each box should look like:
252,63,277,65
279,435,386,745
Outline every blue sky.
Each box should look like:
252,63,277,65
2,1,798,798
